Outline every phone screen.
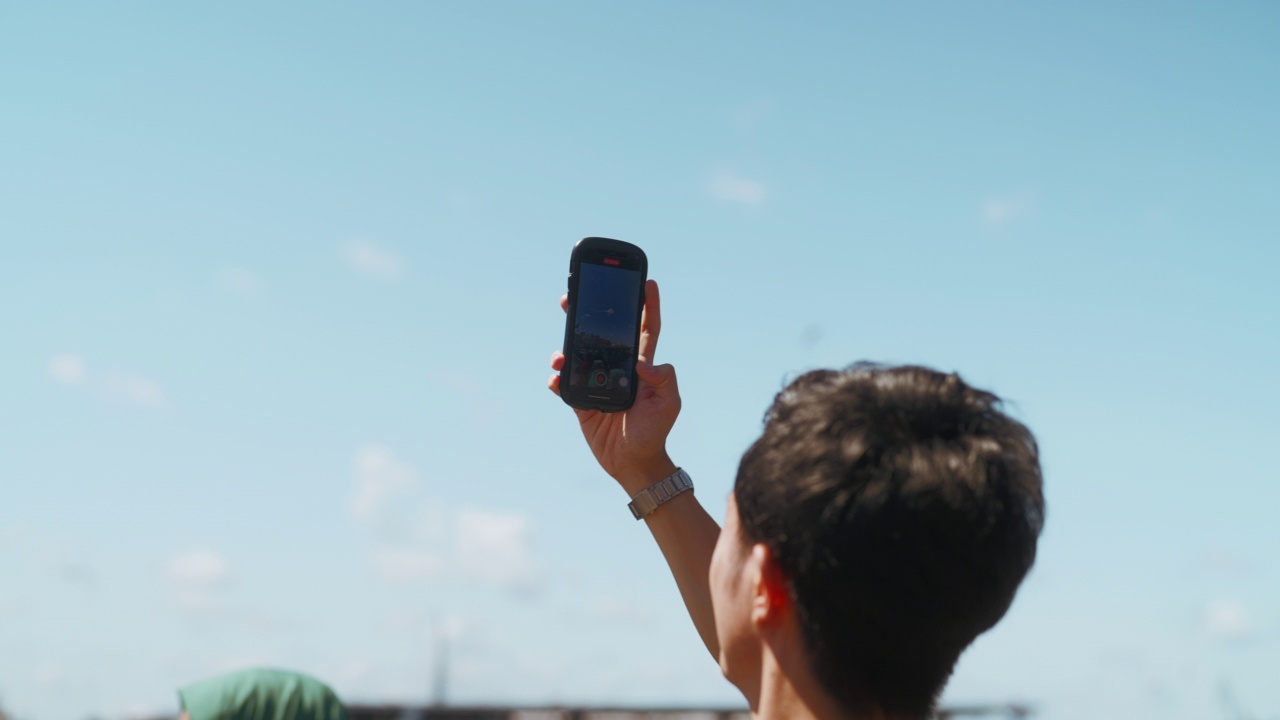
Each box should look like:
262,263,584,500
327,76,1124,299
568,261,644,393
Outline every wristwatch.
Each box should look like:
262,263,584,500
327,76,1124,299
627,468,693,520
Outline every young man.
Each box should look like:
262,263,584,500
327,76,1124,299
549,280,1044,720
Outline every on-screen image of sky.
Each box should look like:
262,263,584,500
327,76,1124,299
574,263,642,348
1,3,1277,720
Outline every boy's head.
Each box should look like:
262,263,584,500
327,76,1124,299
709,364,1044,719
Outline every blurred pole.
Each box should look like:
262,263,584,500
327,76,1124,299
430,622,449,707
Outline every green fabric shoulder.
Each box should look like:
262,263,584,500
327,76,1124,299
179,668,348,720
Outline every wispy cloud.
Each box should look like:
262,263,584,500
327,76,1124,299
105,373,166,408
223,268,263,295
457,508,539,593
349,447,540,592
371,546,445,584
435,614,468,641
350,445,419,526
345,240,404,278
982,192,1036,228
167,549,230,613
591,596,651,629
710,171,766,205
48,353,87,384
167,550,229,585
46,353,167,408
1204,598,1256,642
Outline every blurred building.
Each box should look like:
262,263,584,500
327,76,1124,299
349,709,748,720
346,705,1031,720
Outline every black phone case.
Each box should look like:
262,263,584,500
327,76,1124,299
560,237,648,413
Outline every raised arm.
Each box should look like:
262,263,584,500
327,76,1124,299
548,279,723,660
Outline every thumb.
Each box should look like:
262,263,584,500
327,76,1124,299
636,360,677,388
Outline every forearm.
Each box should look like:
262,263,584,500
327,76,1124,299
644,491,722,660
617,459,723,661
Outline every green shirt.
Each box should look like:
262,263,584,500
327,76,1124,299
179,669,348,720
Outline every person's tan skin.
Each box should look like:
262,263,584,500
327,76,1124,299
547,280,722,657
548,280,868,720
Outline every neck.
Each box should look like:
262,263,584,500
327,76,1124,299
750,637,858,720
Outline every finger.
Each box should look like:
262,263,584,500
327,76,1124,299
560,294,568,313
636,360,676,389
547,373,561,396
550,351,565,371
638,279,661,364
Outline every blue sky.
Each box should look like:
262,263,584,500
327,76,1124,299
2,3,1278,719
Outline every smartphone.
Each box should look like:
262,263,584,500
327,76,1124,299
560,237,648,413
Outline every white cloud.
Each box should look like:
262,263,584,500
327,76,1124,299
710,171,766,205
983,198,1015,225
437,614,467,641
457,508,538,592
45,355,167,408
168,550,231,613
982,192,1036,228
106,373,166,407
592,596,651,628
372,546,445,584
167,550,230,585
1204,598,1255,642
345,240,403,278
223,268,263,295
48,353,87,384
32,662,65,689
348,447,541,593
350,445,419,525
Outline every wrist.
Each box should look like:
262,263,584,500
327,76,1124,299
613,453,678,496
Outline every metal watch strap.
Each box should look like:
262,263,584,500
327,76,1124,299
628,468,693,520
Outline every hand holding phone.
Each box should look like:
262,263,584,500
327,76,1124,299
559,237,648,413
549,240,682,490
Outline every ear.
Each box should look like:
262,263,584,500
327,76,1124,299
748,543,791,627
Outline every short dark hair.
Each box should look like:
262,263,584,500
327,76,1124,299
734,363,1044,719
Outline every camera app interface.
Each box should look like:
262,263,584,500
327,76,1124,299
569,261,642,392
